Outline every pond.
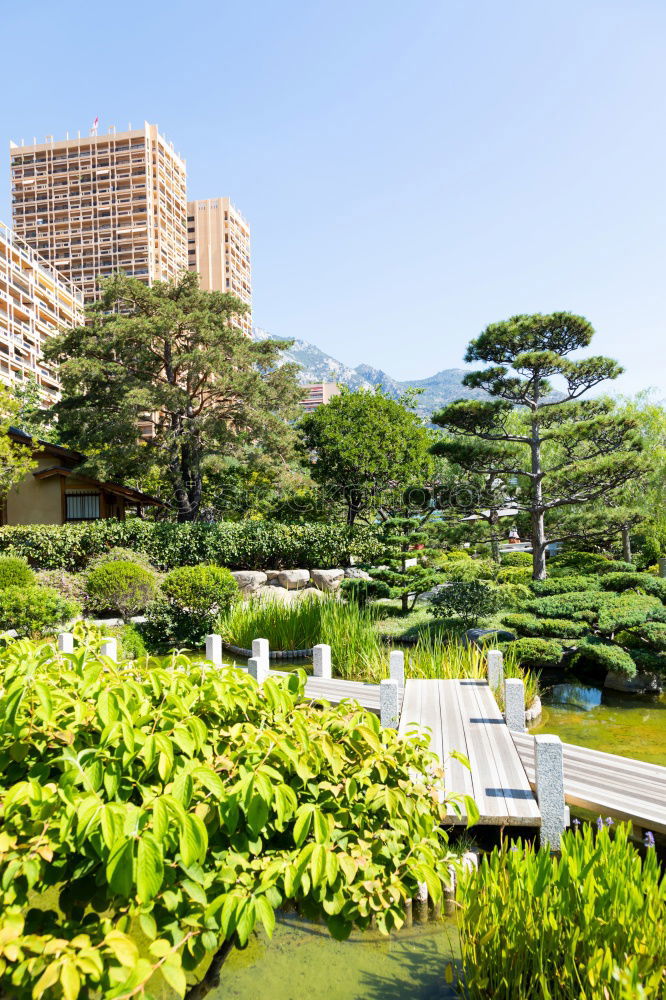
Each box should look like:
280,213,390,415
530,683,666,766
209,912,461,1000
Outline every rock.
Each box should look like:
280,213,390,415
310,568,344,592
297,586,327,600
255,585,297,603
604,670,663,694
525,695,542,725
343,567,372,581
277,569,311,590
231,570,267,593
462,628,516,648
265,570,281,581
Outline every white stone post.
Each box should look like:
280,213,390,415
205,633,223,667
57,632,74,654
535,734,566,850
504,677,526,732
248,656,269,684
100,637,117,662
389,650,405,687
312,643,332,678
380,678,399,729
486,649,504,693
252,637,270,671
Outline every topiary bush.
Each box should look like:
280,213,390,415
506,637,564,669
84,560,158,619
497,566,532,585
0,585,80,638
503,613,588,640
429,581,502,629
494,582,532,609
600,572,666,602
86,546,156,571
594,560,637,575
35,569,85,604
530,574,600,596
143,565,239,649
547,550,608,575
499,551,532,567
571,637,638,676
0,557,34,590
443,558,498,583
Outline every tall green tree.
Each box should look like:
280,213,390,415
43,272,304,521
432,313,645,579
299,387,433,525
0,386,35,504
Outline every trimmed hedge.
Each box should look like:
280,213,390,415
0,521,383,572
600,572,666,602
498,551,532,567
530,575,600,596
503,613,588,640
0,585,80,638
84,560,158,618
0,557,35,589
506,637,564,669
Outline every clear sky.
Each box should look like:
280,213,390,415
1,0,664,396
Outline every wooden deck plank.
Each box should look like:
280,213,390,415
455,680,513,822
440,680,475,813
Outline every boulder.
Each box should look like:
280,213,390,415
277,569,311,590
343,567,372,581
310,568,344,592
297,586,327,600
604,670,663,694
231,570,267,593
255,585,297,604
265,570,281,582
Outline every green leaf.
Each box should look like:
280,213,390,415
293,804,314,847
60,960,80,1000
104,929,139,967
179,813,208,866
310,844,326,887
247,794,269,837
160,958,187,996
193,765,226,799
137,833,164,903
106,838,134,897
255,895,276,938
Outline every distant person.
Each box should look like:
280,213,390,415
508,527,520,544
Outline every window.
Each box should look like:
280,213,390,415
65,491,100,521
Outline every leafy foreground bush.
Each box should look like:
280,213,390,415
458,823,666,1000
0,521,383,572
85,560,158,619
0,637,461,999
0,585,80,638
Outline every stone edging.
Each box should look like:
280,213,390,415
525,695,542,725
222,642,313,660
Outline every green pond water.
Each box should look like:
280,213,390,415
530,683,666,766
208,913,461,1000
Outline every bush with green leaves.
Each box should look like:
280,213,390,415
498,551,532,567
0,585,80,638
458,823,666,1000
443,558,498,583
0,636,461,998
339,577,390,609
595,560,637,575
493,582,531,609
0,556,34,590
35,569,85,604
143,565,239,649
503,613,588,640
86,546,156,571
429,581,502,629
0,521,383,572
530,574,600,596
547,550,610,575
504,637,564,669
496,566,532,585
84,560,158,619
600,572,666,602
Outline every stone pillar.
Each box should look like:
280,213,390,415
252,637,270,672
100,637,117,662
486,649,504,692
504,677,526,732
380,678,399,729
248,656,269,684
205,634,223,667
414,881,429,923
312,643,332,678
57,632,74,654
389,650,405,687
535,734,566,850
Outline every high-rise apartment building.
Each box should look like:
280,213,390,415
187,198,252,336
10,123,187,303
300,381,341,413
0,221,84,405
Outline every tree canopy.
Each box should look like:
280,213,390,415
432,313,645,579
43,272,304,521
0,386,35,504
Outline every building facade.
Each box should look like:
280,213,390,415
300,381,341,413
187,198,252,336
10,123,188,304
0,221,83,405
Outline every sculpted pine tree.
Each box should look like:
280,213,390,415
432,313,645,579
43,273,303,521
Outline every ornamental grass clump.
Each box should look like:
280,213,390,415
0,636,459,998
458,822,666,1000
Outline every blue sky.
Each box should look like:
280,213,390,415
1,0,664,396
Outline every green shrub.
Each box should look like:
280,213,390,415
530,574,600,596
0,521,383,571
630,649,666,677
339,577,390,608
443,548,472,559
502,613,587,640
506,637,563,668
572,638,637,677
496,566,532,584
143,565,239,649
458,824,666,1000
86,546,155,571
600,572,666,602
0,557,34,590
494,582,532,608
443,558,497,583
548,550,608,574
84,560,158,618
499,551,532,567
429,581,502,629
35,569,85,603
0,585,80,638
595,559,637,575
616,621,666,652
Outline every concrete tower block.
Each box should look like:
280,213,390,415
380,678,399,729
205,634,223,667
248,656,269,684
486,649,504,692
389,650,405,687
312,643,332,678
535,734,567,850
57,632,74,654
504,677,526,732
100,637,117,662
